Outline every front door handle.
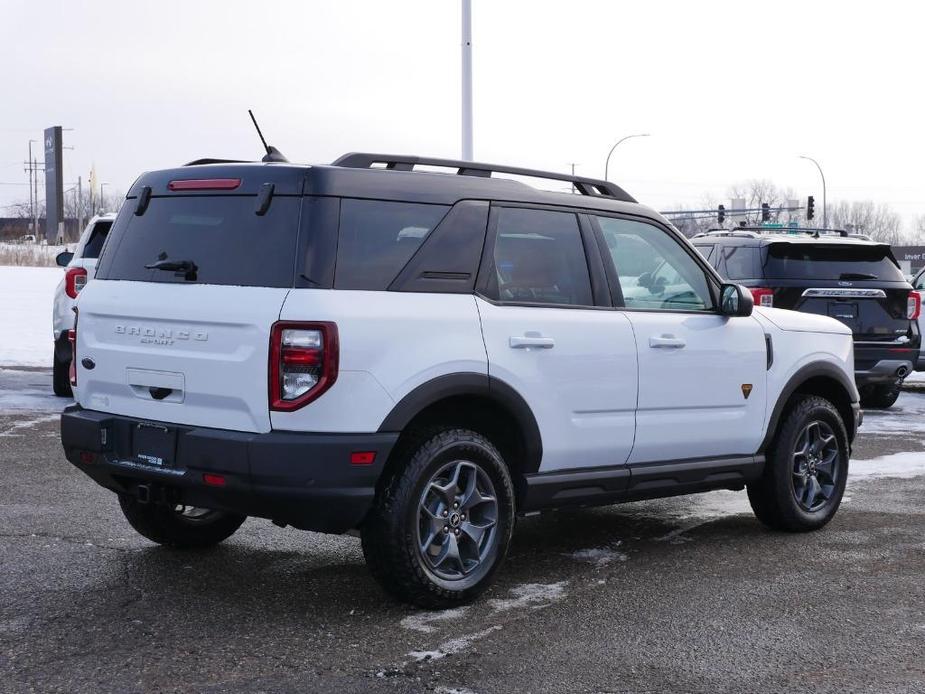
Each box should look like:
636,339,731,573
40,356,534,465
510,335,555,349
649,334,686,349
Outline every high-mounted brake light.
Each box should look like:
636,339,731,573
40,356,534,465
167,178,241,191
908,291,921,320
65,266,88,299
269,322,338,411
750,287,774,308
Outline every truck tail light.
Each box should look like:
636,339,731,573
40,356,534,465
68,310,78,386
269,322,338,411
908,291,921,320
65,267,88,299
750,288,774,308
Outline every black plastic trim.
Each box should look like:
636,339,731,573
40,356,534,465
377,372,543,474
522,455,763,512
759,362,859,452
61,406,398,534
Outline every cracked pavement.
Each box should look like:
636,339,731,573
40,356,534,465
2,368,925,693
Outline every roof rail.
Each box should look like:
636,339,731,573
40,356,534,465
331,152,636,202
692,229,761,239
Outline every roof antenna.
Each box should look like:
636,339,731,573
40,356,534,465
248,109,289,163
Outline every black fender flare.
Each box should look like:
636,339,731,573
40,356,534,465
377,372,543,474
759,361,859,452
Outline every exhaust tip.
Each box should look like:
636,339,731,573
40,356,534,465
896,365,910,378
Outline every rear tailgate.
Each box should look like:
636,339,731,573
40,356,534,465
75,170,305,433
763,241,916,343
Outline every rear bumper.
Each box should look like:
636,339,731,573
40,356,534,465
60,406,397,534
854,345,915,387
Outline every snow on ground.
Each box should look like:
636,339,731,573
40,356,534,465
0,265,62,367
850,452,925,480
0,242,70,268
861,391,925,435
0,368,70,412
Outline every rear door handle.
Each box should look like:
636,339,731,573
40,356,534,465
648,334,686,349
509,335,555,349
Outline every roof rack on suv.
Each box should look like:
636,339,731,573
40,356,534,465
691,229,762,239
184,158,252,166
331,152,636,202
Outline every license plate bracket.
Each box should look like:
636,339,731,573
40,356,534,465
132,423,177,469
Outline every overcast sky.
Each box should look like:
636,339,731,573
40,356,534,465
2,0,923,226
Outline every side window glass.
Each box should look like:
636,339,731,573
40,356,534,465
915,273,925,290
485,207,593,307
335,200,449,290
595,217,714,311
722,246,757,280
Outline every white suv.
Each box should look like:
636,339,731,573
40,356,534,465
51,213,116,396
61,154,861,608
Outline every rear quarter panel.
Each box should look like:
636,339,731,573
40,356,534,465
273,290,487,432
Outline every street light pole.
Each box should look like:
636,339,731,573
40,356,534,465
460,0,473,160
800,155,827,229
100,182,109,213
604,133,650,181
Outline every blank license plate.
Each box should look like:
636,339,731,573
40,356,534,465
132,423,177,468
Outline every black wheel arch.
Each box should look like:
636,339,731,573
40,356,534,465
760,362,859,453
377,373,543,490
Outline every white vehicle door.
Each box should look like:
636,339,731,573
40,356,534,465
591,214,767,464
476,205,637,473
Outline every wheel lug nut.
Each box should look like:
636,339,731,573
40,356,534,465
442,510,448,517
453,502,459,509
443,525,449,533
454,529,460,536
460,514,466,521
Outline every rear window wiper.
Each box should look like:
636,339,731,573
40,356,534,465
839,272,878,280
145,257,198,281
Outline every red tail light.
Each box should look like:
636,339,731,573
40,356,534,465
908,291,921,320
64,267,88,299
269,322,338,411
750,288,774,308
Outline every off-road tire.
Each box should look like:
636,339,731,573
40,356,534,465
747,395,849,532
859,383,901,410
361,428,515,609
118,495,246,548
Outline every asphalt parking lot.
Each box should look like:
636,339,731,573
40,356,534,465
2,367,925,693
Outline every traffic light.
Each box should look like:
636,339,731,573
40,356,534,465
806,195,815,221
761,203,770,222
717,204,725,224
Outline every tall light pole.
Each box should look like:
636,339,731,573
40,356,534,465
460,0,473,160
604,133,650,181
99,182,109,214
799,155,827,229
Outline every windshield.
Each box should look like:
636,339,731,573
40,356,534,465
764,243,906,281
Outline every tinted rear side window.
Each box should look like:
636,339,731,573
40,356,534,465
334,199,449,290
81,221,112,259
764,243,906,281
721,246,759,280
97,196,301,287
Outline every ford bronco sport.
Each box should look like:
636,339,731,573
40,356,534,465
61,154,861,608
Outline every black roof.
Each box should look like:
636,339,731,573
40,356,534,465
126,153,656,219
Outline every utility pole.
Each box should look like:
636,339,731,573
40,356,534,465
460,0,473,160
24,140,44,243
25,141,34,236
77,176,83,234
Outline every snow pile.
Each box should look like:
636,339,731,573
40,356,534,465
488,581,568,612
401,607,470,634
407,625,501,662
0,266,61,367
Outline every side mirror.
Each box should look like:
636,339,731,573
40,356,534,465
55,251,74,267
720,283,753,317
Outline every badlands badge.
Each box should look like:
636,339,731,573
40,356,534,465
741,384,753,399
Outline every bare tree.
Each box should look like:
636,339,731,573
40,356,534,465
827,201,904,245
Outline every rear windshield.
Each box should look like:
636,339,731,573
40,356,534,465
81,220,112,259
96,196,301,287
764,243,905,281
